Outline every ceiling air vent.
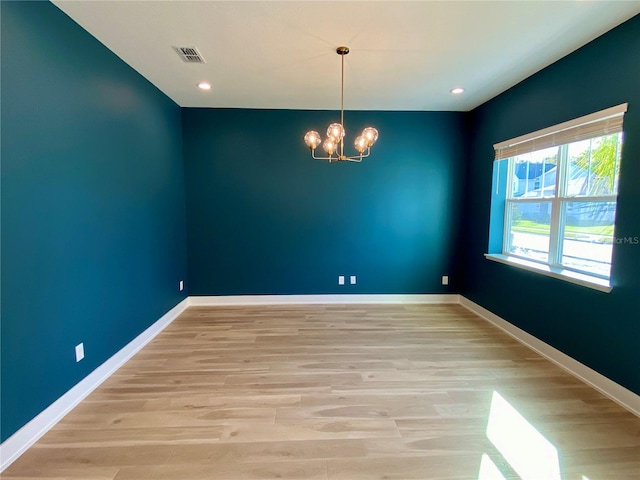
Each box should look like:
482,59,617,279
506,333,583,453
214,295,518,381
173,46,206,64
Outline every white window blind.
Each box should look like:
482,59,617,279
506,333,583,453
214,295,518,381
493,103,627,161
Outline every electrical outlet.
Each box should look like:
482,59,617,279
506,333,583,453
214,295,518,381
179,280,184,291
350,275,356,285
442,275,449,286
75,343,85,362
338,275,345,285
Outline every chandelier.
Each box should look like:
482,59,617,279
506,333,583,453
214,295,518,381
304,46,378,163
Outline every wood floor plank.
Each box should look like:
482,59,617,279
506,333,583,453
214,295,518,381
113,460,328,480
326,455,507,480
4,304,639,479
217,419,401,443
34,426,226,448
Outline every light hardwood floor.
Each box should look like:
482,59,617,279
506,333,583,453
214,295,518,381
3,304,639,479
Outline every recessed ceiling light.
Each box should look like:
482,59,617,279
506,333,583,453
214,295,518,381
197,82,211,90
450,87,465,95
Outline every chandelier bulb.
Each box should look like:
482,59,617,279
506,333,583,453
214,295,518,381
354,135,367,154
322,138,337,155
304,131,322,150
362,127,379,147
327,123,345,143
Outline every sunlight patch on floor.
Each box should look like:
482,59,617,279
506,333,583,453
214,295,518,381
483,391,561,480
478,453,508,480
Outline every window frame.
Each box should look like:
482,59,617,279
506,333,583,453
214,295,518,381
502,142,619,280
487,104,627,293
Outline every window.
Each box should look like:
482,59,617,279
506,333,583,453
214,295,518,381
487,104,627,291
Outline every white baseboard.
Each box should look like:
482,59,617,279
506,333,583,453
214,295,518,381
459,296,640,417
0,298,189,472
188,294,460,306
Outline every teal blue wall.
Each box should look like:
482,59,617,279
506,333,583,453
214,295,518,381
462,15,640,394
0,1,188,441
182,109,467,295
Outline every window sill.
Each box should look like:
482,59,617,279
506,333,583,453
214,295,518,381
484,254,612,293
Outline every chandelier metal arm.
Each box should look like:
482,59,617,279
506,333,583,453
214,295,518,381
310,147,371,163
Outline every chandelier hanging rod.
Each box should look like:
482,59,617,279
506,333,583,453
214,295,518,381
339,46,345,139
303,46,378,163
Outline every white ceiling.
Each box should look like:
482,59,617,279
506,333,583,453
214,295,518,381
52,1,640,112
